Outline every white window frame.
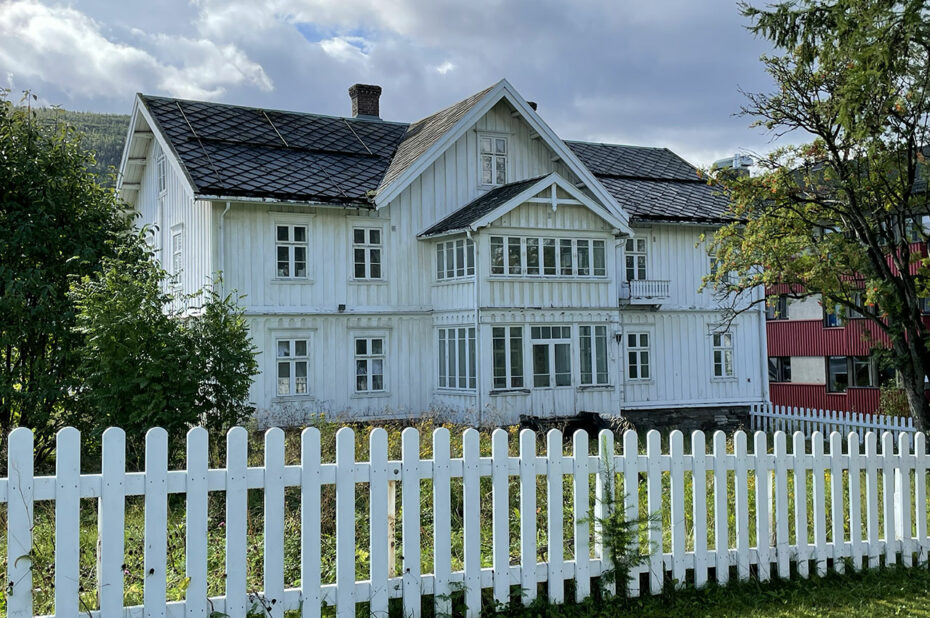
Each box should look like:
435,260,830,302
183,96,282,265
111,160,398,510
625,237,647,281
530,325,573,388
492,326,525,390
275,337,311,397
170,224,183,289
712,331,735,379
274,223,309,280
156,153,167,195
579,325,609,386
352,226,384,281
354,334,387,394
708,252,731,285
489,235,607,279
626,332,651,381
438,327,476,390
478,133,508,187
436,238,475,281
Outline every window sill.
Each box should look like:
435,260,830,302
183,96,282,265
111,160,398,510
711,377,738,383
351,391,391,399
434,277,476,285
489,388,531,396
435,388,477,395
577,384,614,392
488,275,609,282
271,394,315,403
271,278,314,285
627,379,655,385
348,279,389,285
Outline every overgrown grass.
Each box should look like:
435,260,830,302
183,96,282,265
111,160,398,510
497,564,930,617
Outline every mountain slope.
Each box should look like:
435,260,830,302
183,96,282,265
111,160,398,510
32,108,130,184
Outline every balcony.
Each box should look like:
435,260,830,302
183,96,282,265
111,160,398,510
620,279,670,306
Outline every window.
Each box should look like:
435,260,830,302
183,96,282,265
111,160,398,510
171,227,183,286
851,356,873,387
276,224,308,278
492,326,524,389
827,356,849,392
531,326,572,387
489,236,606,278
625,238,647,281
580,325,609,385
479,135,507,185
156,154,167,194
353,228,382,280
921,297,930,314
355,337,385,393
708,252,730,284
823,300,844,327
436,239,475,280
276,339,309,396
768,357,791,382
905,217,926,243
627,333,650,380
766,295,788,320
438,327,476,389
712,332,734,378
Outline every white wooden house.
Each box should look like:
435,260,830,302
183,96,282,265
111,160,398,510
117,80,768,427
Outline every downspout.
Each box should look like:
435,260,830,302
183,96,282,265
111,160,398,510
218,201,231,295
757,280,770,408
467,228,482,425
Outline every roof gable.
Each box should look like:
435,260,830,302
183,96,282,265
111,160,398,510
419,173,625,238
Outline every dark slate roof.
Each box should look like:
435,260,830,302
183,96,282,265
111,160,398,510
567,141,731,222
378,84,495,193
140,95,409,204
419,176,545,236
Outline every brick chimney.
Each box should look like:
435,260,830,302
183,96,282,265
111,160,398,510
348,84,382,119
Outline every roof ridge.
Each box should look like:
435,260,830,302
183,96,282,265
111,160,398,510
405,82,498,127
566,139,671,152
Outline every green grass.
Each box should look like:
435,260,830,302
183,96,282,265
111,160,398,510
497,565,930,617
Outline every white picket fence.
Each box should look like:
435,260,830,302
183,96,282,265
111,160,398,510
751,402,916,440
3,425,930,617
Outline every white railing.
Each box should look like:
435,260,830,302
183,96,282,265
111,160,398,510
625,279,670,301
751,402,916,440
3,425,930,617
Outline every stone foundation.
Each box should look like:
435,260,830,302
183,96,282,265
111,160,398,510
620,406,751,435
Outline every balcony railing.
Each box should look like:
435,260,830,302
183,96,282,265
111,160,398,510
620,279,670,304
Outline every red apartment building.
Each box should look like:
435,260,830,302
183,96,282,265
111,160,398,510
766,238,928,413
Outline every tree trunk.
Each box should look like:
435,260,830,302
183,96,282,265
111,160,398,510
903,371,930,432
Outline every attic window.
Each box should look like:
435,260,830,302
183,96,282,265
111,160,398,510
479,135,507,186
156,154,167,195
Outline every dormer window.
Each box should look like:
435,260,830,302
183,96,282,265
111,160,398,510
480,135,507,186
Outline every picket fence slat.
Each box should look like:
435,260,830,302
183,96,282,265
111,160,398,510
8,423,930,618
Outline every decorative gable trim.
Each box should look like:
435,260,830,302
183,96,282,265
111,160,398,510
374,79,632,233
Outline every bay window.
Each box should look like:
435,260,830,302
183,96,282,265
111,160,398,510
489,235,606,278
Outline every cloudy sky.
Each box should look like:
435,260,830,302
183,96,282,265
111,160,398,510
0,0,783,166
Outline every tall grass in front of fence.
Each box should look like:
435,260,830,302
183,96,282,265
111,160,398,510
2,419,929,615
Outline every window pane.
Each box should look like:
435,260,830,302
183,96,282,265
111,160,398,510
555,343,571,386
593,241,606,276
577,241,590,276
369,252,381,279
495,138,506,154
640,353,650,379
294,246,306,264
372,359,383,377
828,356,848,392
372,339,383,355
482,155,493,184
526,238,540,275
495,157,506,184
439,331,448,388
458,330,467,388
480,137,492,153
295,340,307,357
295,361,308,394
468,329,476,389
491,237,504,274
466,240,475,275
628,353,638,379
294,226,306,242
508,237,522,275
369,229,381,245
356,339,367,355
560,239,573,275
372,374,383,391
437,244,445,279
636,256,646,279
595,326,608,383
627,334,636,348
492,331,506,389
640,334,648,347
533,344,550,387
580,327,593,384
456,240,465,277
543,239,556,275
277,226,289,241
278,341,290,357
277,362,290,395
295,261,307,278
446,244,455,278
853,356,872,386
353,229,365,244
510,327,523,388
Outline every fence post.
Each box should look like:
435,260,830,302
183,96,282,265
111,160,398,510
811,432,827,576
896,433,913,567
847,432,863,571
691,431,708,588
98,427,126,614
369,428,389,616
432,428,452,616
865,432,880,569
7,427,34,618
646,430,663,594
546,430,565,603
300,427,322,618
916,432,928,566
754,432,770,582
734,431,751,581
186,427,209,617
829,432,845,575
492,428,511,606
401,428,421,618
335,427,357,618
793,432,810,578
620,430,637,597
463,428,481,616
881,432,897,566
55,427,81,617
143,427,168,617
226,427,249,618
572,430,591,602
519,429,537,606
669,431,686,588
773,432,789,579
712,431,730,585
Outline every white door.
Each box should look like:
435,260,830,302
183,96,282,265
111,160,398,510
529,325,575,417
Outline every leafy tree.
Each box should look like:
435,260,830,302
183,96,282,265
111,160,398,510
70,238,259,459
707,1,930,428
0,91,133,461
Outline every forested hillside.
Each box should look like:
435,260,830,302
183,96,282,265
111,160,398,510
32,108,130,184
